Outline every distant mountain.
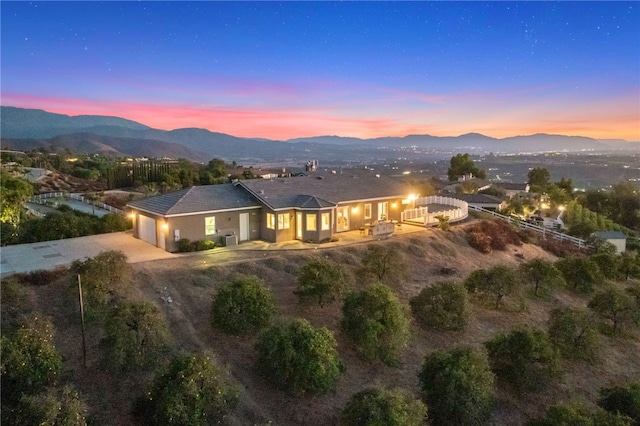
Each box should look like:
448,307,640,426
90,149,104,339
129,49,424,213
1,106,636,163
1,133,207,161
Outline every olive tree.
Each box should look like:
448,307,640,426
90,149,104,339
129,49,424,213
254,318,344,395
136,353,238,425
295,259,351,307
588,288,639,335
211,274,277,335
410,281,469,331
16,385,88,426
103,302,169,370
485,327,560,393
519,258,566,297
360,244,409,286
555,256,602,294
418,346,495,426
340,387,427,426
465,265,519,310
341,284,411,365
547,307,600,360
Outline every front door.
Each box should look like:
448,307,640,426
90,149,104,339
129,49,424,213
239,213,249,241
336,206,350,232
296,211,302,239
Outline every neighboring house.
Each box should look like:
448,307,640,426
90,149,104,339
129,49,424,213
127,169,413,251
442,174,491,194
499,182,530,198
450,193,507,211
593,231,627,254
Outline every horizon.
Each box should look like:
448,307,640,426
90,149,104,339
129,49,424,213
2,2,639,141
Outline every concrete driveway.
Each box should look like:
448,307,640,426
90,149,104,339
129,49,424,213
1,231,175,277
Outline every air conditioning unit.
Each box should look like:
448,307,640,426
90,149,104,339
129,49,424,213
224,234,238,247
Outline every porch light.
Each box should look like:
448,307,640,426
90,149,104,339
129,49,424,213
128,212,136,219
392,202,397,208
161,222,169,230
352,207,359,214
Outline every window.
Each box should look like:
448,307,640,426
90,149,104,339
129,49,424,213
278,213,290,230
306,214,317,231
266,213,275,230
321,213,330,230
364,203,372,219
205,217,216,235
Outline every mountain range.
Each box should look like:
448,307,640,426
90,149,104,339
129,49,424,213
1,106,636,164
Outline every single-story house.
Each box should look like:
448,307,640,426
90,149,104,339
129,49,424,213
127,169,415,252
593,231,627,254
499,182,530,198
450,193,507,211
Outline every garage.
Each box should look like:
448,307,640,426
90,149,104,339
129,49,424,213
138,214,157,246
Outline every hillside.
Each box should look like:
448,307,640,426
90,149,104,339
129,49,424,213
7,223,639,425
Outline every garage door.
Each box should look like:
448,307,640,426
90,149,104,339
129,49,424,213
138,215,157,246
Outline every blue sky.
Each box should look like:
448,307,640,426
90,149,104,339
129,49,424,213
2,1,638,141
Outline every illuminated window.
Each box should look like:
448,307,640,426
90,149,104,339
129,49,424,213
306,214,317,231
278,213,290,229
364,203,372,219
266,213,275,230
321,213,330,230
205,217,216,235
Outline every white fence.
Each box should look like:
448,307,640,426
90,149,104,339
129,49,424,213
29,192,125,215
401,196,469,226
468,205,587,249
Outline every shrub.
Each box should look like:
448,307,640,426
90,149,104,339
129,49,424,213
340,387,427,426
70,250,131,306
341,284,411,365
136,353,238,425
485,327,560,393
15,385,88,426
410,281,469,331
177,238,193,252
547,307,600,360
528,402,633,426
254,318,344,395
418,346,495,426
15,266,68,287
295,259,351,307
466,220,522,253
211,275,277,335
467,231,492,253
598,383,640,425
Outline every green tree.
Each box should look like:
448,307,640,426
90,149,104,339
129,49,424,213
527,167,551,193
207,158,228,178
100,213,131,232
341,284,411,365
137,353,238,426
410,281,469,331
211,274,277,335
103,302,169,370
70,250,131,306
618,251,640,281
610,181,640,230
418,346,495,426
527,402,632,426
599,383,640,425
360,244,409,286
295,259,351,307
588,288,638,335
340,387,427,426
555,257,602,294
547,307,600,360
1,315,62,404
485,327,560,393
447,153,486,181
464,265,519,309
591,252,621,280
254,318,344,395
0,172,33,226
16,385,88,426
519,258,566,297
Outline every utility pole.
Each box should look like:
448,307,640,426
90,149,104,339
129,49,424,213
77,274,87,368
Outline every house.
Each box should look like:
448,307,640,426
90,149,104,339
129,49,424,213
442,173,491,194
499,182,530,198
127,169,414,251
593,231,627,254
450,193,507,211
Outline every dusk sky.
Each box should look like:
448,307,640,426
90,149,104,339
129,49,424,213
2,1,639,141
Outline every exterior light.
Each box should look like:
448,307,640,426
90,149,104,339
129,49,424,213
392,202,397,208
161,222,169,230
128,212,136,219
352,207,359,214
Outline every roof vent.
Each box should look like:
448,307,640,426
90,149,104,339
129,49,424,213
260,190,265,195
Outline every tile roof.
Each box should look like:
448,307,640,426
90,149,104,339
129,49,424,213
127,184,260,216
239,169,409,210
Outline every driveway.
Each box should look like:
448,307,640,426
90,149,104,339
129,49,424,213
0,231,176,277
